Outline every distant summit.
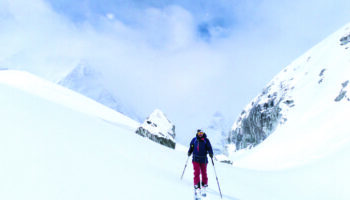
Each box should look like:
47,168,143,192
136,109,176,149
206,112,228,155
58,62,142,122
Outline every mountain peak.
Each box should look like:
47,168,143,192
58,61,142,122
136,109,176,149
150,108,167,120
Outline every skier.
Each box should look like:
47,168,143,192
188,129,214,199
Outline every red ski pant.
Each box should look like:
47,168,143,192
192,161,208,186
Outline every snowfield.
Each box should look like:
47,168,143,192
1,66,349,199
0,70,229,200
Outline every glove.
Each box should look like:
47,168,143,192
209,154,213,158
188,152,192,156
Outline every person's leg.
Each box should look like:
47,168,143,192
192,161,201,188
200,163,208,186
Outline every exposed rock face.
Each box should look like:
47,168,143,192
136,109,176,149
340,33,350,45
227,54,299,151
228,84,294,150
335,80,349,102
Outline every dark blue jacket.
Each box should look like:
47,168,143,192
188,133,214,163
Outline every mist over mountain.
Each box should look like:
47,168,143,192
58,61,143,122
205,112,229,155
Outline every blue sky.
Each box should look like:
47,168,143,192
1,0,350,144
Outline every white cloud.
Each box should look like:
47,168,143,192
106,13,114,20
1,0,350,144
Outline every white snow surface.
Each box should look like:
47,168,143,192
1,22,350,200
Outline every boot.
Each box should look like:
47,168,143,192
201,183,208,197
194,183,201,199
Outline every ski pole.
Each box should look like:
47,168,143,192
211,157,223,199
180,156,190,180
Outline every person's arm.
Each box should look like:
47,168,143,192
206,138,214,158
188,139,194,156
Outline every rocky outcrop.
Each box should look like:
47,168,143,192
228,72,296,150
228,94,289,150
136,109,176,149
335,80,349,102
340,33,350,45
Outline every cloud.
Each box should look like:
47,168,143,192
1,0,350,144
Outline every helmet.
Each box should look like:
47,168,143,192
197,129,204,136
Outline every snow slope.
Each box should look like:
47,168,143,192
0,70,225,200
0,67,349,200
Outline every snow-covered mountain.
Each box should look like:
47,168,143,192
136,109,176,149
227,22,350,168
58,62,142,122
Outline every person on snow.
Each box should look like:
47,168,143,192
187,129,214,191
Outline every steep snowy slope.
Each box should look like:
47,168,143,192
227,22,350,170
